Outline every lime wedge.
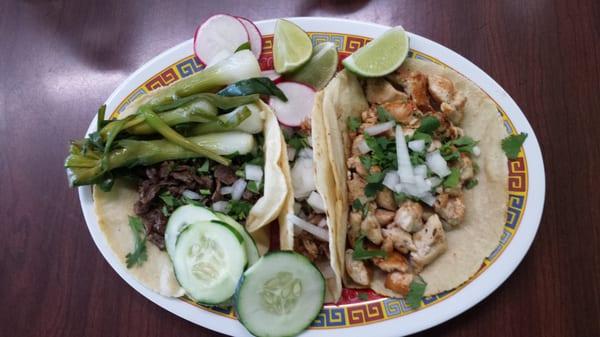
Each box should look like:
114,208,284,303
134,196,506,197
273,19,313,74
287,42,339,90
342,26,409,77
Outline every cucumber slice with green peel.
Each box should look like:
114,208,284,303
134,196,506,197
235,251,325,337
165,204,219,258
172,220,246,304
215,213,260,266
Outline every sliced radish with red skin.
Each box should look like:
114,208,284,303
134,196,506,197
194,14,249,65
236,16,262,59
261,70,283,83
269,81,316,127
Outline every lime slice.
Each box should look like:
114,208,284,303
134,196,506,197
342,26,409,77
287,42,339,90
273,19,313,74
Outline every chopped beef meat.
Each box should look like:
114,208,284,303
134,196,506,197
214,164,237,185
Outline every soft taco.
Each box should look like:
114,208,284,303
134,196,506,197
66,51,289,298
277,94,344,303
319,58,508,297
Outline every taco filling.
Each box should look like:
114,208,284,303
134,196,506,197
343,68,484,296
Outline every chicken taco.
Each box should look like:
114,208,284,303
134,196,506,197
319,58,508,298
277,94,344,303
65,51,289,298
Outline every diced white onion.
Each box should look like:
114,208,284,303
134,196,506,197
307,191,326,214
383,171,400,190
365,121,396,135
231,179,247,201
413,164,427,178
401,176,431,198
318,218,328,228
473,146,481,156
220,186,233,195
298,148,314,159
212,201,229,212
420,192,437,206
357,138,371,154
287,214,329,242
307,135,313,147
395,126,415,181
393,184,403,193
291,157,315,200
408,139,425,152
426,150,451,177
287,146,297,161
426,176,442,188
244,164,263,181
182,190,202,200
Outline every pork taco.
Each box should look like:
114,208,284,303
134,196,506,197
319,58,508,298
65,51,289,298
277,94,344,303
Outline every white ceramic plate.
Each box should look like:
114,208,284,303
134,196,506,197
78,17,545,337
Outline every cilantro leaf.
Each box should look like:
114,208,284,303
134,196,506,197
159,192,177,207
348,116,361,132
352,199,368,217
443,167,460,188
197,160,210,174
235,41,251,52
364,134,397,170
416,116,440,134
465,179,479,189
247,180,262,194
366,172,385,183
352,235,387,260
406,277,427,308
411,132,432,145
376,106,394,122
359,155,373,170
502,132,528,159
357,293,369,301
287,133,310,151
125,216,148,268
453,136,478,154
227,200,252,221
365,183,383,197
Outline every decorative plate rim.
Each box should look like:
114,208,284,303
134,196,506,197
77,17,545,337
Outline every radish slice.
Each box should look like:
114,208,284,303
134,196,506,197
269,82,316,126
261,70,283,83
194,14,249,65
236,16,262,58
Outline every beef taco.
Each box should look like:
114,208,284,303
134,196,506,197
66,51,289,298
277,94,343,303
319,58,508,297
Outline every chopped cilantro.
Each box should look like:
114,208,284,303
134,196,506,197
287,133,310,151
227,200,252,221
376,106,394,122
247,180,262,194
411,132,433,145
406,277,427,308
199,189,211,195
453,136,478,153
410,151,426,165
473,162,480,174
352,235,387,260
416,116,440,134
159,192,177,207
366,172,385,183
161,205,170,217
394,192,408,204
180,196,202,206
125,216,148,268
197,160,210,174
443,167,460,188
359,155,373,170
348,116,361,132
502,132,528,159
365,183,383,197
465,179,479,189
364,134,397,170
235,41,251,52
357,293,369,301
352,199,368,217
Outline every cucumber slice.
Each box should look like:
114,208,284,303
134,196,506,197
215,213,260,266
235,251,325,337
165,205,218,258
172,221,246,304
166,205,260,267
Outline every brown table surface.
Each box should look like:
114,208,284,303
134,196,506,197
2,0,600,336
